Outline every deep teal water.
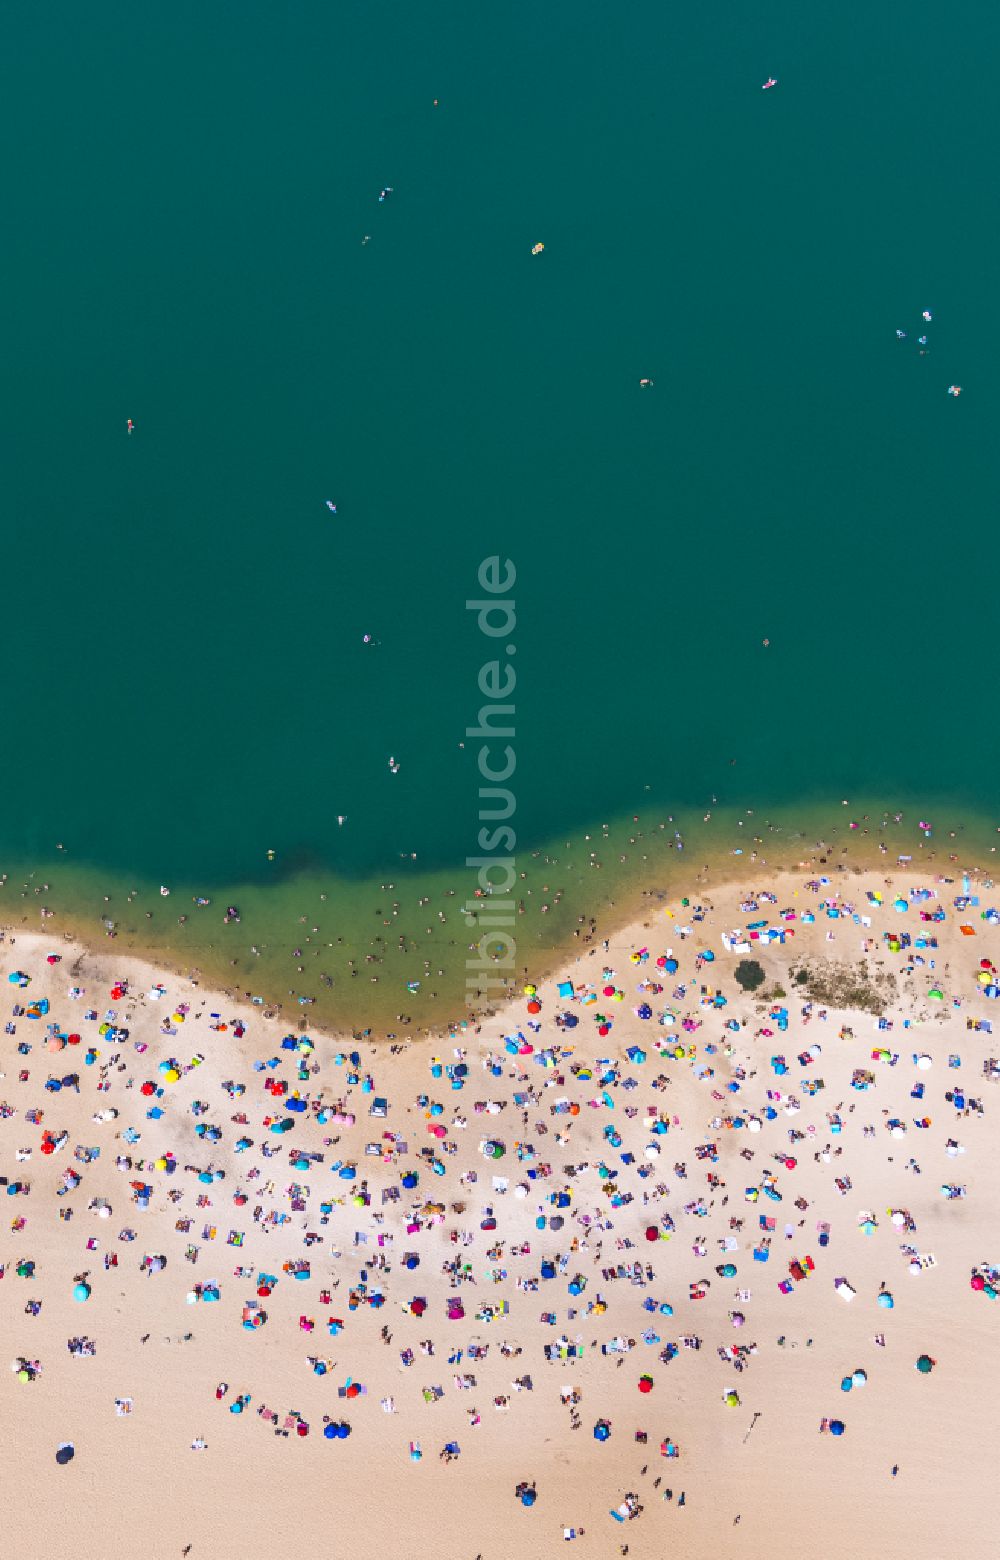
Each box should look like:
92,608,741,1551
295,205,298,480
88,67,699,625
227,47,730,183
4,0,999,899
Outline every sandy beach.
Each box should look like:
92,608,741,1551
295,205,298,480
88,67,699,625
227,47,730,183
4,862,1000,1559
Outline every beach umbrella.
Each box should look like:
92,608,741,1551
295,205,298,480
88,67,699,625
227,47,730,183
55,1443,75,1465
638,1375,654,1394
852,1370,867,1387
971,1274,986,1291
877,1291,894,1310
840,1377,853,1393
323,1423,337,1440
724,1391,740,1408
829,1420,846,1436
73,1283,91,1303
593,1420,611,1442
520,1488,536,1507
916,1354,935,1374
336,1421,351,1438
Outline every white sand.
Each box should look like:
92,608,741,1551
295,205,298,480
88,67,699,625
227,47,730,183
3,866,1000,1558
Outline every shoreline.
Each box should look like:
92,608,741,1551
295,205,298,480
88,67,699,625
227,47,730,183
3,809,995,1047
1,794,996,1039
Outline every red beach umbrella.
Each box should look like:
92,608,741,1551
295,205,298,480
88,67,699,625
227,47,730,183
638,1375,654,1393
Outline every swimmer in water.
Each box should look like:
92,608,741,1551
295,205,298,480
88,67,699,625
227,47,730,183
127,418,134,434
326,500,337,513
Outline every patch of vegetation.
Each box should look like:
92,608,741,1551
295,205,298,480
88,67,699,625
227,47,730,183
734,959,766,992
795,960,896,1016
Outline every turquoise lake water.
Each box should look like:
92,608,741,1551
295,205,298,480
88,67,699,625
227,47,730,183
3,2,998,1007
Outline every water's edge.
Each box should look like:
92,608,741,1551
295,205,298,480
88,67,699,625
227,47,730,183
2,793,993,1038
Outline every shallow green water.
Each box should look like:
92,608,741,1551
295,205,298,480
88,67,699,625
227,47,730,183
4,2,999,1019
